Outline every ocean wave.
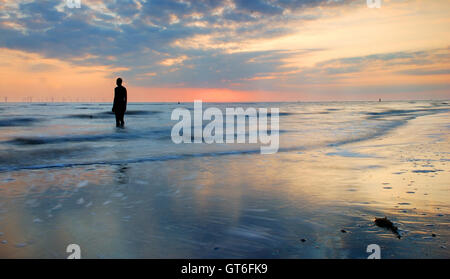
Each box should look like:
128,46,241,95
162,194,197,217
328,120,406,147
365,108,449,120
0,146,308,172
0,150,257,172
0,146,92,166
64,110,163,119
5,129,170,145
331,107,449,147
0,117,40,127
5,127,290,146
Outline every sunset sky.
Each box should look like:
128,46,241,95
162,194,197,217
0,0,449,102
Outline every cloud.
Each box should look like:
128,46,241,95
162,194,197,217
0,0,349,64
312,49,450,76
397,68,450,76
159,55,188,66
233,0,284,15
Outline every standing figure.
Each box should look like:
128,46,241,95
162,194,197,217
112,78,127,127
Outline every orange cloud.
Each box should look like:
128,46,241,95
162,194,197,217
0,48,281,102
0,48,128,102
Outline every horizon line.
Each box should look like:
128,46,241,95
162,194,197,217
1,99,449,104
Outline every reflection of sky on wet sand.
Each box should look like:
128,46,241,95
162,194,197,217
0,110,449,258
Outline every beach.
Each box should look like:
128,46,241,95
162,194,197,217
0,101,449,258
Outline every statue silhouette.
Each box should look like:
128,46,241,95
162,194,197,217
112,78,127,127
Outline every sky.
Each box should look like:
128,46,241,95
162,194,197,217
0,0,449,102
